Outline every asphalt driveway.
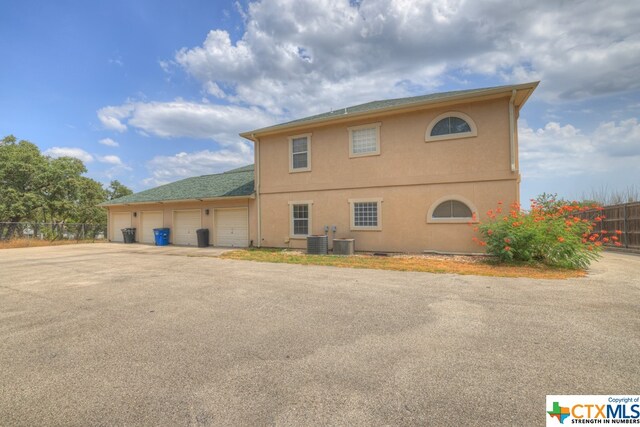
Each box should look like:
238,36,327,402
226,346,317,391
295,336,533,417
1,244,638,426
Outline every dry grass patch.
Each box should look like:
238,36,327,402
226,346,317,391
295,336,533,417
0,239,101,250
221,249,586,279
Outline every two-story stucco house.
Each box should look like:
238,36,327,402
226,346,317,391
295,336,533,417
102,82,538,253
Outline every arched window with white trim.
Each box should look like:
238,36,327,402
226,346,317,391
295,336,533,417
427,196,478,223
425,112,477,142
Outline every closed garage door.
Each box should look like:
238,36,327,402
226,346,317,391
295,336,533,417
173,210,201,246
140,211,163,244
215,208,248,247
111,212,131,242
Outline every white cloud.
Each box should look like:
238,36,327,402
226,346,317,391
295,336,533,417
96,99,273,154
102,163,133,180
519,118,640,178
109,58,123,67
44,147,94,163
128,101,271,142
96,100,264,188
170,0,640,114
143,149,253,187
97,104,134,132
592,118,640,157
97,155,123,165
98,138,119,147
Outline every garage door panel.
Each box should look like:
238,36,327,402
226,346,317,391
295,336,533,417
173,210,201,246
111,212,131,242
140,211,163,244
215,209,248,247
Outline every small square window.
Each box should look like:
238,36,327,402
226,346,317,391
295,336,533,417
349,198,382,231
349,123,381,157
354,202,378,227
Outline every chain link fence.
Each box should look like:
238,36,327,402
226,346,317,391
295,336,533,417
0,222,107,241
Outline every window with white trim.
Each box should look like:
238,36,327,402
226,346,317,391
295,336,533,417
349,198,382,231
289,201,312,237
289,134,311,172
425,112,477,142
431,117,470,136
432,200,473,219
349,123,381,157
427,196,478,224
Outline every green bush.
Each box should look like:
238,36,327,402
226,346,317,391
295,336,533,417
473,198,620,269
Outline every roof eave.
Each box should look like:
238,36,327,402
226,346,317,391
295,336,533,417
240,81,540,140
100,193,255,207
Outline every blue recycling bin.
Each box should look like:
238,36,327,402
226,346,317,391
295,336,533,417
153,228,170,246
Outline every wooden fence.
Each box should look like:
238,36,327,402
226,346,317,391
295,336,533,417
578,202,640,251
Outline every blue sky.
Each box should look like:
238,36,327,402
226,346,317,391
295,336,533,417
1,0,639,204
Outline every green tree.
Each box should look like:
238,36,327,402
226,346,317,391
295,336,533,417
0,136,47,240
38,156,86,224
1,134,116,240
106,180,133,200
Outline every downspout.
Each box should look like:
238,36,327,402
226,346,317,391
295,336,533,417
251,133,262,247
509,89,517,172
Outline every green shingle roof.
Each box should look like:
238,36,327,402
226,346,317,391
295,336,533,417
101,165,254,206
241,81,538,137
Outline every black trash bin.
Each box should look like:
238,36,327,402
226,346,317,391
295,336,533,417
196,228,209,248
122,228,136,243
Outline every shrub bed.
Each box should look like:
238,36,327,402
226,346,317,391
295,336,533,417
473,197,621,269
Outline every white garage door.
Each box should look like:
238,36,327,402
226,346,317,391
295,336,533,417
215,208,248,247
173,210,201,246
140,211,163,244
111,212,131,242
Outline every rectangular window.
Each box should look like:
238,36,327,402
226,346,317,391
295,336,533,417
349,198,382,230
289,201,312,237
354,202,378,227
349,123,381,157
289,134,311,172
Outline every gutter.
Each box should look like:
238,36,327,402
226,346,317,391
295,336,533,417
251,133,262,247
509,89,517,172
100,194,255,207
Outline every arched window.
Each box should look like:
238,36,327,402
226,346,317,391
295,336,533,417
431,117,471,136
427,196,478,223
425,112,477,142
432,200,472,218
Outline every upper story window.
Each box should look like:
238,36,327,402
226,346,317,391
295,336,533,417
425,112,477,142
427,196,477,224
289,133,311,172
348,122,381,157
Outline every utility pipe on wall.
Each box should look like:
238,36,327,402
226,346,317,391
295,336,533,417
509,89,517,172
251,133,262,247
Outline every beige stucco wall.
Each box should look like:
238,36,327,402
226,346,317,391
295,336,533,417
256,96,520,253
259,180,516,253
259,97,516,194
107,198,257,246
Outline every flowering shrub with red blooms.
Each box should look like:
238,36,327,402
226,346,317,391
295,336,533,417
472,197,618,269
